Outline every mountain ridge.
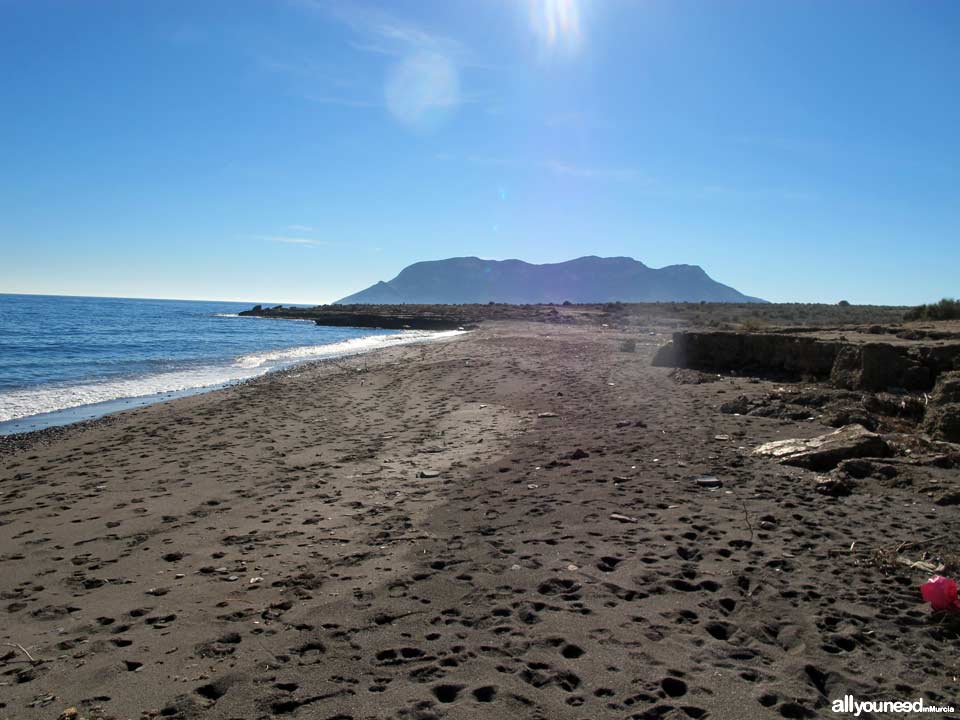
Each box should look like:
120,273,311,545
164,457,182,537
335,256,766,305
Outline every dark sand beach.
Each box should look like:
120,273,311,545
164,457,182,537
2,321,958,720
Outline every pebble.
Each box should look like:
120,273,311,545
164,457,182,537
695,476,723,489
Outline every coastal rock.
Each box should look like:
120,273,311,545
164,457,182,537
924,405,960,443
930,371,960,404
752,424,891,471
836,458,875,479
923,371,960,443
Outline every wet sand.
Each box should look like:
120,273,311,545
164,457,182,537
1,322,956,720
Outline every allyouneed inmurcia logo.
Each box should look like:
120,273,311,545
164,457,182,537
832,695,956,716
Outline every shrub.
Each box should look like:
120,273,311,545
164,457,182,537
741,317,767,332
838,300,850,307
904,298,960,321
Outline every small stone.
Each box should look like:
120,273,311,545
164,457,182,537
935,491,960,507
537,412,558,418
694,476,723,489
609,513,638,524
814,475,853,497
720,396,752,414
418,470,440,478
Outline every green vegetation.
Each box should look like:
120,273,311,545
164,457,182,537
904,298,960,321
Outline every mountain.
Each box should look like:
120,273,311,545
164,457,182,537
335,256,766,304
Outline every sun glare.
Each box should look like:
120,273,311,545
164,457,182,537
529,0,582,55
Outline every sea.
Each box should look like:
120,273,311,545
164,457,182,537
0,294,458,435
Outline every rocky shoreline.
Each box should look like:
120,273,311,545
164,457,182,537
239,304,476,331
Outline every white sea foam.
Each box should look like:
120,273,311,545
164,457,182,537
0,329,464,423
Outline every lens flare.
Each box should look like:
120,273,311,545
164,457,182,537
529,0,582,55
385,52,460,132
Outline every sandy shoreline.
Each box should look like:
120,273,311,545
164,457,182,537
0,328,467,439
1,322,957,719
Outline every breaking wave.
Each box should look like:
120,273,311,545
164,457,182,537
0,329,464,424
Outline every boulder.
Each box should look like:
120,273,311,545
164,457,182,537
752,424,891,471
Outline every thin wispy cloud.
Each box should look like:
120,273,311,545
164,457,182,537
545,110,609,131
698,184,817,202
543,160,636,181
320,1,471,63
447,154,638,182
288,1,494,128
253,235,330,248
304,94,381,108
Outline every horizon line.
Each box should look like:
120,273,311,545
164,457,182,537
0,292,322,306
0,292,916,309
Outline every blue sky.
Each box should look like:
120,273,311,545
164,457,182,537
1,0,957,305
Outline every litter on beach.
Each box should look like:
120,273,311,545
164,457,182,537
920,576,960,613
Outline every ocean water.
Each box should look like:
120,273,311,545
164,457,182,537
0,294,458,434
